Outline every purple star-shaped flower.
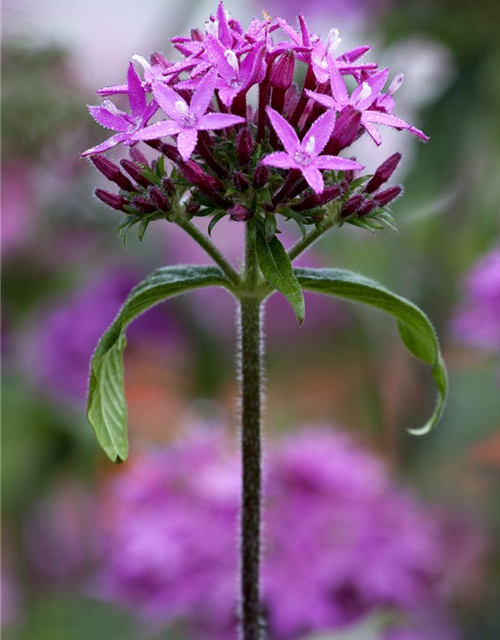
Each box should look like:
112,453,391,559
81,62,158,156
132,69,245,161
261,107,363,194
306,61,429,145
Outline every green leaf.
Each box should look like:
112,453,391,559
264,212,277,242
295,267,448,434
87,266,232,462
255,227,305,325
208,211,226,236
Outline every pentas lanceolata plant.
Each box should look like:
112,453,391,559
81,5,448,640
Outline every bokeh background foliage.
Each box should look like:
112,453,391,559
2,0,500,638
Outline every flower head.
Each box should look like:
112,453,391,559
82,3,429,240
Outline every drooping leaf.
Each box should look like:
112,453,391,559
255,226,305,325
295,267,448,434
87,265,232,462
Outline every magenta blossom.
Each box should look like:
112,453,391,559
262,107,363,193
82,62,158,156
306,61,429,145
133,69,245,160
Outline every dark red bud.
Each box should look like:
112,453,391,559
253,165,269,189
129,146,149,166
328,107,362,154
374,185,403,206
292,185,343,213
131,196,156,213
233,172,249,191
90,156,134,192
186,201,201,215
228,204,254,222
341,194,365,217
270,51,295,90
120,159,153,188
237,128,253,166
190,28,204,42
365,153,402,194
149,186,170,212
162,177,175,194
150,52,170,69
94,188,127,211
357,199,378,216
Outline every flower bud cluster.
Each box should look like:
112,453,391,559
82,3,427,240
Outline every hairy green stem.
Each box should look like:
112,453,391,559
238,225,265,639
287,220,334,263
176,218,240,285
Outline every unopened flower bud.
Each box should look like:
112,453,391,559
150,52,170,69
90,156,134,192
293,185,342,213
120,159,153,188
253,165,269,189
328,107,362,154
186,201,201,215
233,172,249,191
94,188,127,211
365,153,402,193
149,186,170,212
237,128,253,166
162,177,175,195
341,194,365,217
229,204,254,222
270,51,295,90
190,28,204,42
131,196,156,213
374,185,403,206
358,199,378,216
129,146,149,166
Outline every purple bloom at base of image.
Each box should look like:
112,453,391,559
451,247,500,353
91,426,484,640
25,266,187,406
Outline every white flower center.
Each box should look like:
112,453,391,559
326,28,342,57
224,49,239,74
175,100,197,127
353,82,372,107
294,137,316,166
205,20,219,37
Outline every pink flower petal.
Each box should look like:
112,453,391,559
352,68,389,110
328,58,349,106
314,155,364,171
266,107,300,155
152,81,185,121
177,128,198,161
306,90,338,111
303,110,336,156
132,120,182,141
97,83,129,97
88,105,129,132
80,132,128,156
127,62,146,119
198,113,246,131
364,111,430,141
190,69,217,117
260,152,295,169
301,166,324,194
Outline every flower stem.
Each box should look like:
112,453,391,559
238,226,265,639
287,219,334,262
175,218,240,286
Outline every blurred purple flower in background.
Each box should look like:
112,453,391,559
92,427,483,640
451,247,500,353
26,267,187,406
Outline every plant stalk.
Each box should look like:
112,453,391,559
238,225,264,639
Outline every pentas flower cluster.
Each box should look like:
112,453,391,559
83,3,427,240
